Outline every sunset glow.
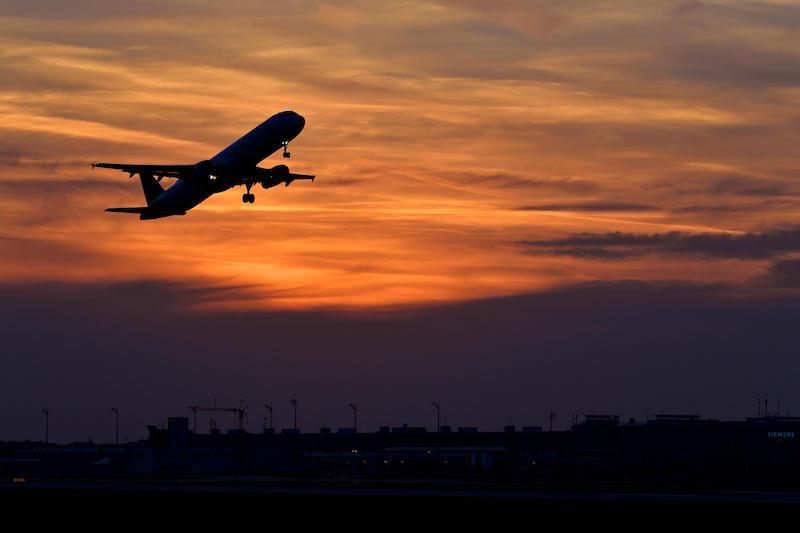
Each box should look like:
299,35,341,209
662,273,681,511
2,0,800,309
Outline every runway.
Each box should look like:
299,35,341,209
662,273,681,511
5,477,800,530
6,476,800,503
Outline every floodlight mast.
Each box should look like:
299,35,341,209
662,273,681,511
41,408,49,446
348,402,358,433
265,403,274,432
432,401,441,432
111,407,119,446
290,399,298,430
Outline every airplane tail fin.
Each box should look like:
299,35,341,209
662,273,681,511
106,207,147,214
139,170,164,205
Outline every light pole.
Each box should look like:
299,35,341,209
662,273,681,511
432,401,440,432
265,403,274,432
348,402,358,432
290,399,298,430
111,408,119,446
41,408,49,446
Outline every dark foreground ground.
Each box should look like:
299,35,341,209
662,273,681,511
3,478,800,530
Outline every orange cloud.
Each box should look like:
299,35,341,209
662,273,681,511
1,0,799,309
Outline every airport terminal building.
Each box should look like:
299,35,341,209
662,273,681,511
4,414,800,487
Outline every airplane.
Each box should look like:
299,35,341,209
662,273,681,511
93,110,314,220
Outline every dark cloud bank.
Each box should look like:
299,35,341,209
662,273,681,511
519,226,800,260
1,275,798,442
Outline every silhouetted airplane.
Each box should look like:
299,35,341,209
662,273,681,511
93,111,313,219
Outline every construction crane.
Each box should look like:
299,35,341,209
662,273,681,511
189,399,247,433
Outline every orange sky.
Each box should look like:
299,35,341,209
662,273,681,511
2,0,800,309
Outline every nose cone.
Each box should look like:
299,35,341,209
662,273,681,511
277,110,305,133
293,112,305,133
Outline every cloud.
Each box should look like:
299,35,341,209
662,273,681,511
518,227,800,260
0,178,131,194
460,172,600,192
2,278,258,313
0,177,138,228
434,0,572,37
669,202,796,214
320,178,366,187
760,259,800,288
514,202,652,212
0,234,110,272
1,0,800,310
708,175,796,197
655,41,800,88
0,148,21,167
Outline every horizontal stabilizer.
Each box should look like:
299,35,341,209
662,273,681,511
285,173,315,186
106,207,147,214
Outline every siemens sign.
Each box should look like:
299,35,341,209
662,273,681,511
767,431,796,440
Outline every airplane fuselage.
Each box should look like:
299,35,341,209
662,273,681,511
99,111,308,220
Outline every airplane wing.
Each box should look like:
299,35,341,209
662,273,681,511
91,163,194,180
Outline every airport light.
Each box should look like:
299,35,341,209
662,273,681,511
111,408,119,447
290,399,298,430
348,402,358,433
432,401,441,432
41,408,49,446
265,403,274,432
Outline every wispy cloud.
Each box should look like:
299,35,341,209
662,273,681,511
514,202,652,212
1,1,800,307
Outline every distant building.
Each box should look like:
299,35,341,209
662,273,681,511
3,414,800,485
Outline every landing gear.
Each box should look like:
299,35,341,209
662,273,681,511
282,141,291,158
243,179,256,204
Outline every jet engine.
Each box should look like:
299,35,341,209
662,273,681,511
261,165,290,189
193,159,214,178
270,164,289,178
